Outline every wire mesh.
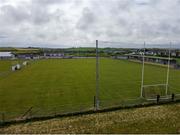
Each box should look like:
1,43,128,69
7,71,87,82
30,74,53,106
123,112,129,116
0,41,180,124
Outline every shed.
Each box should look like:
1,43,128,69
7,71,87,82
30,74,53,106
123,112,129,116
0,52,13,59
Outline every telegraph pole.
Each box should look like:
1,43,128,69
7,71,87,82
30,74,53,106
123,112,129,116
96,40,99,110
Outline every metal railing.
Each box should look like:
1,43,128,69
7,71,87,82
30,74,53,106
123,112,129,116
0,93,180,125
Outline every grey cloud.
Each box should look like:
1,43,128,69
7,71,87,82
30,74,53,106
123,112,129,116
76,7,96,30
32,0,68,5
1,0,180,47
30,6,50,24
0,4,51,25
74,0,180,44
0,5,30,24
135,0,151,5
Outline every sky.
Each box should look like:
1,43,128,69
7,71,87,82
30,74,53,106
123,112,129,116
0,0,180,48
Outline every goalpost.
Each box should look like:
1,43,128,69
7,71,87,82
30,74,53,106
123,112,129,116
140,42,172,100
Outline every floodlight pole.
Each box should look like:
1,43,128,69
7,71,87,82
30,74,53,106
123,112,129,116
166,42,171,95
141,42,145,98
96,40,99,110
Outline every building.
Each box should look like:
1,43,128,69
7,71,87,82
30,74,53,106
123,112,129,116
125,54,179,67
13,52,41,59
44,53,64,58
0,52,14,59
113,55,128,60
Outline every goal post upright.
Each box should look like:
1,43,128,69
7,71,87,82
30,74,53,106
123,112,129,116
140,42,145,98
140,42,173,99
165,42,171,95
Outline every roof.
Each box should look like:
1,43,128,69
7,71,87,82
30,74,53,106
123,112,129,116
125,54,174,60
0,52,12,57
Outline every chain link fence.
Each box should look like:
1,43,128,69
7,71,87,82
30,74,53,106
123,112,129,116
0,94,180,125
0,41,180,125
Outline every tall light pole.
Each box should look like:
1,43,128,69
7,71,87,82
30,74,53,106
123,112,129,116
141,42,145,98
96,40,99,110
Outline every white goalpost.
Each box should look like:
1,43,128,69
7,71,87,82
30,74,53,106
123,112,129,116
165,42,171,95
140,42,172,100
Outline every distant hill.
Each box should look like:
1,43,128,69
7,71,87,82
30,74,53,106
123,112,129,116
0,47,17,52
0,47,41,54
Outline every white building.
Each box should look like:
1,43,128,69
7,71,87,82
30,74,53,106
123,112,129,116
44,53,64,58
0,52,14,59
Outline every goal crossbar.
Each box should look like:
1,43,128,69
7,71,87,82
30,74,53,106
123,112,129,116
142,84,167,88
140,42,171,98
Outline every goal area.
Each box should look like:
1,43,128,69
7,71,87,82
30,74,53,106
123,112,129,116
142,84,168,99
140,42,172,100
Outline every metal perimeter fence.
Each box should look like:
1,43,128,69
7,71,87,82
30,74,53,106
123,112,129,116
0,93,180,125
0,40,180,125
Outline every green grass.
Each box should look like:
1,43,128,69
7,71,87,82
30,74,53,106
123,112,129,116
175,58,180,65
1,103,180,134
0,58,180,120
0,60,24,73
0,60,12,73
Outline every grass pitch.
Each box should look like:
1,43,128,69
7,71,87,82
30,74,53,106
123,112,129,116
0,58,180,120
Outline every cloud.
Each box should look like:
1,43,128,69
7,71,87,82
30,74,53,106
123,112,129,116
0,0,180,47
76,7,96,30
32,0,68,5
30,6,51,25
0,5,30,24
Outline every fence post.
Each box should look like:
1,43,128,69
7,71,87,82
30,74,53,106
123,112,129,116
2,113,5,124
157,95,160,103
94,96,96,109
172,93,175,101
54,107,57,116
29,110,32,119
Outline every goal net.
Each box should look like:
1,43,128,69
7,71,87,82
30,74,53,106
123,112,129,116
142,84,168,99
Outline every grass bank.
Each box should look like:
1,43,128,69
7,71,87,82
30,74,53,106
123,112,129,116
0,103,180,134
